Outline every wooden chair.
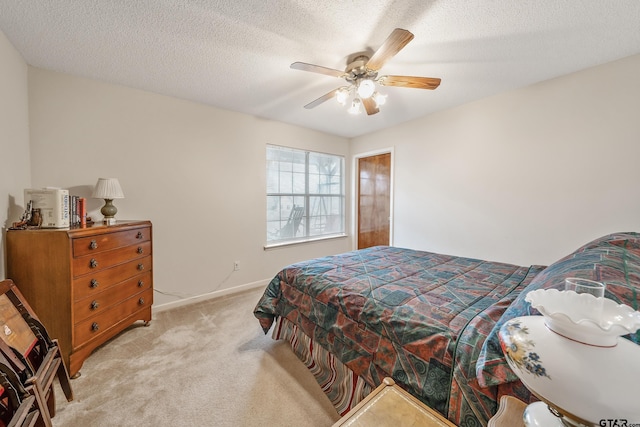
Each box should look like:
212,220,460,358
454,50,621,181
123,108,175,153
5,395,39,427
0,352,40,427
0,279,73,427
6,395,39,427
279,205,305,238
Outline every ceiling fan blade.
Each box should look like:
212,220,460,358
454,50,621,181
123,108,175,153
291,62,345,78
365,28,414,71
378,75,441,90
304,88,340,109
362,97,379,115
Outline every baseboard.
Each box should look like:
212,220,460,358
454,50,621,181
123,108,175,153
153,279,269,313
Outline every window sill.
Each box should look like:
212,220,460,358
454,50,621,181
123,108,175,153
264,233,348,250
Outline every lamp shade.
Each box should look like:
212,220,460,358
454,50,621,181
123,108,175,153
91,178,124,199
357,79,375,99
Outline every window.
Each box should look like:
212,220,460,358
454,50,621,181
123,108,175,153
266,145,345,245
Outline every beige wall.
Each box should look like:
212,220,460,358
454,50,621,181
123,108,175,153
27,68,351,306
5,23,640,304
0,30,31,279
351,54,640,266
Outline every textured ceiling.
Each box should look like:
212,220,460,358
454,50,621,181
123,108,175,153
1,1,639,138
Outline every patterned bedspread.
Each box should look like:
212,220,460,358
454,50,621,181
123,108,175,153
254,246,545,426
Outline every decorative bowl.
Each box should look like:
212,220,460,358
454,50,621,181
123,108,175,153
525,288,640,346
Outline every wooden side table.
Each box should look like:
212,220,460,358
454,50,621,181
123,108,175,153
332,377,456,427
488,395,527,427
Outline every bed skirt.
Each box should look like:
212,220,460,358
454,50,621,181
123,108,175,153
273,316,373,416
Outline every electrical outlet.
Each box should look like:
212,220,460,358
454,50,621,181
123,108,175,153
234,261,240,271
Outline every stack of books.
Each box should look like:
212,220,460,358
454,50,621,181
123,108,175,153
69,195,88,227
24,188,91,228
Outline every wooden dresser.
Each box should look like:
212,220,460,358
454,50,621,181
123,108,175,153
6,220,153,377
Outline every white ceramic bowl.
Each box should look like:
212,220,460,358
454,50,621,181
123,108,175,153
525,288,640,346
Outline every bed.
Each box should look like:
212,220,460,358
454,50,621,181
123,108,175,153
254,232,640,427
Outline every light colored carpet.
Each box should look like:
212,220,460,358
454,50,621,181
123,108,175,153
52,288,341,426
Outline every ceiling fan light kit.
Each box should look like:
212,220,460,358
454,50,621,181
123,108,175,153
336,87,350,105
292,28,441,116
374,92,387,106
348,98,362,115
334,81,386,115
357,79,376,98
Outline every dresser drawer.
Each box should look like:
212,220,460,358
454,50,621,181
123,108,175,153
72,226,151,257
73,256,152,301
74,288,153,348
73,241,151,277
73,271,152,324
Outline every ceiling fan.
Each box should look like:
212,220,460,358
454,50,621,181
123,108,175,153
291,28,441,116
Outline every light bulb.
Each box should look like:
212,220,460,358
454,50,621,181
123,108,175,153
348,98,362,115
336,87,349,105
357,79,375,99
374,91,387,106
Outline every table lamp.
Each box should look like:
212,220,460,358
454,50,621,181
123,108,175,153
91,178,124,225
498,288,640,426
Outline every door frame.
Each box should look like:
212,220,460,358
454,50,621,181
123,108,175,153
351,147,395,250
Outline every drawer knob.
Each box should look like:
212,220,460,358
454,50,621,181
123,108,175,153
90,258,98,268
138,280,144,288
90,279,99,288
89,240,98,249
137,263,144,271
137,246,143,254
90,300,99,310
136,231,143,239
138,297,145,305
91,322,99,332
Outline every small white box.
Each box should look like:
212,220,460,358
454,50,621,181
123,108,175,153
24,188,70,228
